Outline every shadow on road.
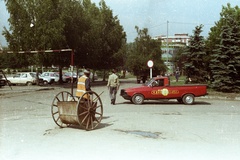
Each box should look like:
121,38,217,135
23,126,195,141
61,78,137,88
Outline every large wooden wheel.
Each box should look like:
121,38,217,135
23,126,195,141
51,91,76,128
77,91,103,130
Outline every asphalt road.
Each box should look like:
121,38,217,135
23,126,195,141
0,79,240,160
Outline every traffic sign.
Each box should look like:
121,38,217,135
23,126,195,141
147,60,154,68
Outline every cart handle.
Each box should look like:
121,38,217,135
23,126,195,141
93,91,104,100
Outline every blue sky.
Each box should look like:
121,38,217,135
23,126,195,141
0,0,239,47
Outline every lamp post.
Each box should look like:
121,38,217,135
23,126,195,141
30,22,40,84
166,20,169,64
147,60,154,78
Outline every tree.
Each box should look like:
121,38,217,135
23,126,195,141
126,26,166,77
2,0,126,82
209,4,240,92
183,25,208,83
3,0,37,68
76,0,125,70
3,0,66,64
172,47,187,75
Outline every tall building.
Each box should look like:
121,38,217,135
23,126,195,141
153,33,190,75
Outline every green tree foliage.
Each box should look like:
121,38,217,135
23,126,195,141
76,0,125,71
172,47,187,75
2,0,67,69
209,4,240,92
126,26,166,77
61,0,92,68
1,0,125,73
183,25,208,83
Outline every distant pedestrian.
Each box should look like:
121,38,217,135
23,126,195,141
107,69,120,105
175,70,180,82
175,67,180,82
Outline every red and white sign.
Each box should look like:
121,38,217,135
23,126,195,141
147,60,154,68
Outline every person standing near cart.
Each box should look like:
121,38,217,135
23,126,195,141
76,69,91,99
107,69,120,105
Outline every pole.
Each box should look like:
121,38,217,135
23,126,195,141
166,20,169,63
150,68,152,78
147,60,154,78
71,49,74,95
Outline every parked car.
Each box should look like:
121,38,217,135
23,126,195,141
0,75,6,88
6,72,37,86
120,76,208,105
56,72,72,83
40,72,59,84
78,71,98,81
63,72,77,83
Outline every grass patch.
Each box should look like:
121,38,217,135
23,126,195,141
169,76,186,86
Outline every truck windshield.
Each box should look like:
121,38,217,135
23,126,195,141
144,78,155,86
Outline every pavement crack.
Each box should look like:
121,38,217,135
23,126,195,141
114,129,166,139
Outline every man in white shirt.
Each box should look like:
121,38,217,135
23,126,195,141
107,69,120,105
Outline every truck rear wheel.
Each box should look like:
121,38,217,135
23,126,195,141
182,94,194,105
132,94,144,104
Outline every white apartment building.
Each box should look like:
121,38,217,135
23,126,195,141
153,33,190,74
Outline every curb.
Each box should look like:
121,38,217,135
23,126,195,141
0,87,57,96
200,95,240,101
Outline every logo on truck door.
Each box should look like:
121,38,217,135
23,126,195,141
151,88,179,96
161,88,169,96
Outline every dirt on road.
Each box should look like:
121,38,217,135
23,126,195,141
1,79,240,160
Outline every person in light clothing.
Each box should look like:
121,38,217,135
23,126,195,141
107,69,120,105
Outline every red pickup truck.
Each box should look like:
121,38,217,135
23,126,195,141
120,76,207,105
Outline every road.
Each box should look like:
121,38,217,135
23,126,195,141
0,79,240,160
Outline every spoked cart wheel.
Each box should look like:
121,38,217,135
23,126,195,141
77,91,103,130
51,91,76,128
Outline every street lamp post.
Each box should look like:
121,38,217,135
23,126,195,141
167,21,169,63
147,60,154,78
30,22,40,84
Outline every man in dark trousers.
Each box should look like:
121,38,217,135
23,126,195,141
107,69,120,105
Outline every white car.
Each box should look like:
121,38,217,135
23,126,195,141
40,72,59,84
78,71,98,81
7,72,37,86
63,72,77,83
55,72,71,83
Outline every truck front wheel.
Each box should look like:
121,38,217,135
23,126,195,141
182,94,194,105
132,94,144,104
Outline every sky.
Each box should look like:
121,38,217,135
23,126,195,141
0,0,239,47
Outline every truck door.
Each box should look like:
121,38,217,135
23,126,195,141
150,79,166,99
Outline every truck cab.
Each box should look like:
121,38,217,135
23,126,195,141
148,76,170,87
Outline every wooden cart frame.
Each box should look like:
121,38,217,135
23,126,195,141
51,91,103,130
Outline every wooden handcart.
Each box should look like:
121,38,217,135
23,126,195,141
51,91,103,130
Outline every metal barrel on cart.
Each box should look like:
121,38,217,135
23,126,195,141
51,91,103,131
